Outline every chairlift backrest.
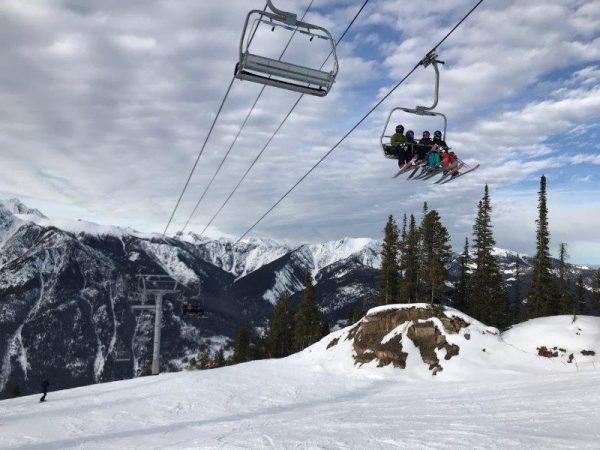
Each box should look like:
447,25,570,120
235,1,338,97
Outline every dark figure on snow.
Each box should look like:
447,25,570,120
40,379,49,402
417,130,433,161
432,130,448,150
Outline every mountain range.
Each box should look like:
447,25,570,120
0,199,596,398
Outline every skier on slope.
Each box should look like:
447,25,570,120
40,379,49,402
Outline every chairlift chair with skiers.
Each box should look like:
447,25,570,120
381,52,480,183
235,0,339,97
381,52,447,160
179,280,209,319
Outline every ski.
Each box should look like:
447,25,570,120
392,162,416,178
419,166,445,180
434,162,465,184
439,164,480,184
407,164,427,180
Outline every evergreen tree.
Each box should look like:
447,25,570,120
420,210,452,303
557,243,574,314
265,290,294,358
213,348,226,367
513,254,523,322
470,185,509,328
527,175,559,318
232,324,250,364
454,237,470,313
198,347,211,369
592,270,600,315
401,213,407,241
576,274,586,315
375,215,401,305
399,214,419,302
293,272,323,352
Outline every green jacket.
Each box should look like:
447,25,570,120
391,133,406,146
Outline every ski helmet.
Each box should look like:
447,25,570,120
395,124,404,133
434,130,442,139
406,130,414,139
423,130,430,138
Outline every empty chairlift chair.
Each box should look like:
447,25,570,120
235,0,339,97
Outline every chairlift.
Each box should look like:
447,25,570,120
381,52,447,160
179,280,208,319
181,303,208,319
235,0,339,97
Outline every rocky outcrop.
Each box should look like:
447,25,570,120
346,305,469,374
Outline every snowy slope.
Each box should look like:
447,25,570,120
1,309,600,449
503,315,600,367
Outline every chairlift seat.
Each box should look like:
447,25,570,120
236,53,333,97
236,6,338,97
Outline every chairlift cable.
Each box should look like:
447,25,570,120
194,0,371,237
180,0,316,233
160,3,269,239
236,0,485,242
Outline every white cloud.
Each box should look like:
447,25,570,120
0,0,599,262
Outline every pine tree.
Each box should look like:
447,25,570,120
454,237,470,313
265,290,294,358
375,215,401,305
199,347,211,369
401,213,407,241
232,324,250,364
213,348,226,367
557,243,574,314
399,214,419,303
527,175,559,318
592,270,600,315
420,210,452,304
293,271,323,352
513,254,522,322
470,185,509,328
576,274,586,315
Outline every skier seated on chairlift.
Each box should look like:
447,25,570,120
427,144,442,169
432,130,448,150
405,130,416,162
416,130,433,162
441,148,460,173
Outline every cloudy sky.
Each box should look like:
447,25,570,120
1,0,599,263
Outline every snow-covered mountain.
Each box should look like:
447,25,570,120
0,199,597,399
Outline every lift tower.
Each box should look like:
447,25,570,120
131,275,180,375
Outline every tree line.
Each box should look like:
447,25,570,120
187,271,327,370
375,175,600,329
189,175,600,369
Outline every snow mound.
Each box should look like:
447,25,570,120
503,315,600,367
298,304,599,381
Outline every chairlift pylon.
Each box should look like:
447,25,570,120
235,0,339,97
381,52,447,160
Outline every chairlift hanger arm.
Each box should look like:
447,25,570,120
266,0,297,25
